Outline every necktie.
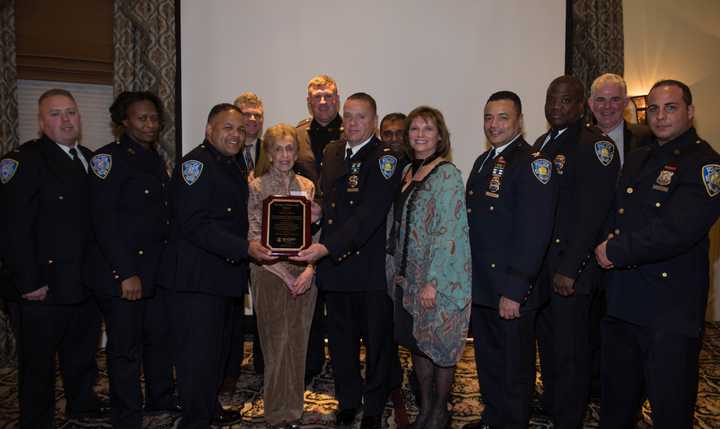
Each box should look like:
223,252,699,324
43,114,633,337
539,129,559,152
346,148,353,170
68,148,87,175
244,145,255,171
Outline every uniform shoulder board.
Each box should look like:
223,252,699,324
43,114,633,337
531,158,552,184
182,159,204,186
0,158,19,184
296,117,312,128
594,140,615,166
90,153,112,179
702,164,720,197
379,154,398,179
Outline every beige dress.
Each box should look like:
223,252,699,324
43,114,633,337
247,168,317,425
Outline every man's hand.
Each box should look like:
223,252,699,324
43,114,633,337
498,296,521,319
419,283,436,309
289,243,329,264
552,273,576,296
121,275,143,301
292,266,315,297
247,170,256,183
22,286,48,301
310,200,323,224
594,239,614,269
249,240,278,263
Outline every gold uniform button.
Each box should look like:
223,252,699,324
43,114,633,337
331,203,336,208
467,208,472,214
614,228,621,235
555,238,561,244
356,251,360,255
48,259,54,264
468,190,474,196
626,187,634,194
349,200,354,205
227,207,232,212
661,272,668,278
490,263,496,268
114,275,120,280
144,189,150,194
655,202,661,208
58,195,64,200
138,250,144,255
328,219,334,225
618,208,625,214
489,206,494,211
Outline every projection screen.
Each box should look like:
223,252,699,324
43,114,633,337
180,0,565,178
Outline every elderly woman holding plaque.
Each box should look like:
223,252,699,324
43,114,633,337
388,106,471,429
247,124,317,429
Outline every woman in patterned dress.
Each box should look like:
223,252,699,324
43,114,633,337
389,106,472,429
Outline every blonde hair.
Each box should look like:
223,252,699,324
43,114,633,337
307,75,338,95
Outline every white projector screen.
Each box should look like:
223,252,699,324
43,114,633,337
180,0,565,178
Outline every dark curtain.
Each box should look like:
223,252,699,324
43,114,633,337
113,0,177,170
566,0,624,98
0,0,17,368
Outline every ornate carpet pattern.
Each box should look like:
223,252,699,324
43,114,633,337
1,322,718,428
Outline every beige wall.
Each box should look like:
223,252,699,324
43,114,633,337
624,0,720,320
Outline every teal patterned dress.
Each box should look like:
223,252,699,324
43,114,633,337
394,161,472,366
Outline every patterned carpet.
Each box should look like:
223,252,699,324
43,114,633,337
1,323,719,428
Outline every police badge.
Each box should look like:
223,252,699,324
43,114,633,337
90,154,112,179
379,155,398,180
652,165,677,192
553,154,566,175
0,158,19,184
182,160,204,186
531,158,552,184
702,164,720,197
594,141,615,166
347,174,360,192
351,162,362,175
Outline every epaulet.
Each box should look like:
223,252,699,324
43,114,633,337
296,117,312,128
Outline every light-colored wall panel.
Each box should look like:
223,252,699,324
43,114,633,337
180,0,566,179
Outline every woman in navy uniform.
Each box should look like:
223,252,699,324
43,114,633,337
87,91,177,428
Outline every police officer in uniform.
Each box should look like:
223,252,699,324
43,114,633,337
464,91,557,429
0,89,106,427
532,76,620,428
161,103,275,429
296,75,343,384
292,93,403,429
594,80,720,428
87,91,177,428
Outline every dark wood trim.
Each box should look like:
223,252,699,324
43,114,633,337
174,0,182,166
16,54,113,85
565,0,573,75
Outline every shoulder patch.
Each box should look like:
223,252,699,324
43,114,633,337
702,164,720,197
182,160,204,186
0,158,19,184
90,154,112,179
379,155,398,179
594,141,615,166
531,158,552,184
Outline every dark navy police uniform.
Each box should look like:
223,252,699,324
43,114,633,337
466,137,556,428
0,135,103,428
317,136,403,417
600,128,720,429
160,141,250,429
87,133,175,428
532,121,620,428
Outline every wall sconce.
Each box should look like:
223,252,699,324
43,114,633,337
630,95,648,124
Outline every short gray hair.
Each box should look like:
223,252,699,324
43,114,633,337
590,73,627,98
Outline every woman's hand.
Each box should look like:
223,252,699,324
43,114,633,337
292,265,315,297
419,283,436,309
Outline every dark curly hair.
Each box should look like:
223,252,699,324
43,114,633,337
109,91,165,129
